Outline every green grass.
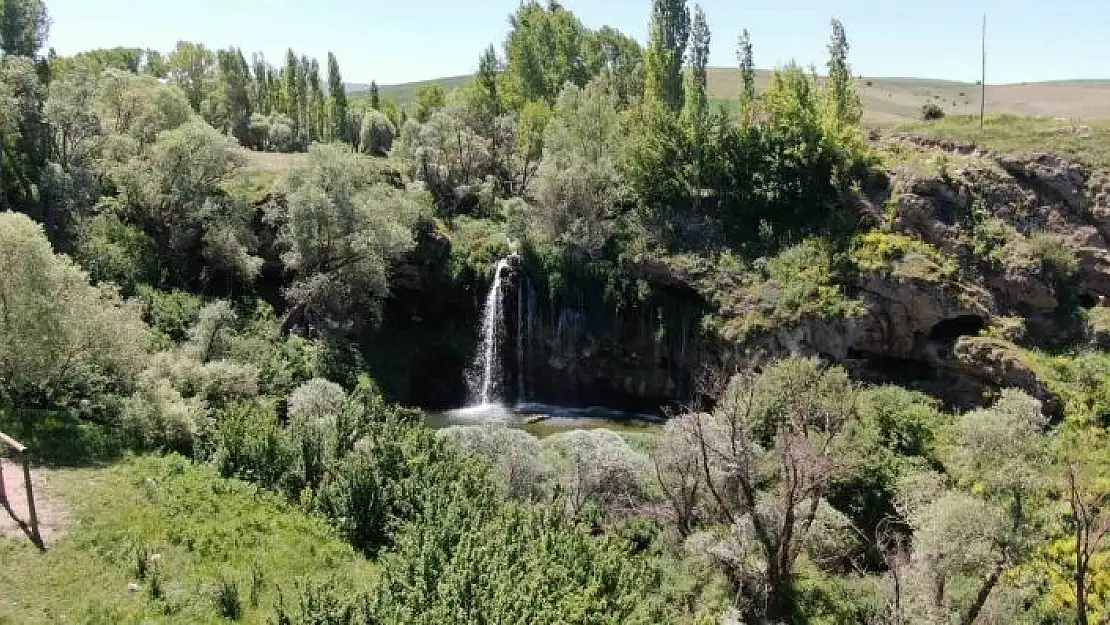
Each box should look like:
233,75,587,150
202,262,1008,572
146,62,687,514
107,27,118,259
0,455,374,624
893,114,1110,168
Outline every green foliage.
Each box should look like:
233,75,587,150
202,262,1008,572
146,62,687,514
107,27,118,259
357,109,394,156
318,412,492,557
529,77,622,258
0,455,374,623
75,213,160,291
368,501,669,623
851,229,958,282
271,143,427,329
0,212,151,413
712,239,864,342
922,101,946,120
413,84,446,122
643,0,690,112
0,0,48,57
212,399,294,490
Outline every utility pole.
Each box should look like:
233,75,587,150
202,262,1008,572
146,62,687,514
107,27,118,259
980,13,987,130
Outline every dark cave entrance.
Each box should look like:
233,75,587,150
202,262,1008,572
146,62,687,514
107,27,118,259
928,315,987,343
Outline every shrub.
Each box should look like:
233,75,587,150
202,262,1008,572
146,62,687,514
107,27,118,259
541,428,650,517
212,401,293,490
358,110,395,156
317,417,493,556
438,425,550,500
851,230,958,282
369,502,669,623
922,102,946,121
121,379,203,454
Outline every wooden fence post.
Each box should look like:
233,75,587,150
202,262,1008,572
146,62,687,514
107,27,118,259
0,431,42,548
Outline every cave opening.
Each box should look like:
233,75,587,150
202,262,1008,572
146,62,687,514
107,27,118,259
1078,292,1098,309
928,315,987,343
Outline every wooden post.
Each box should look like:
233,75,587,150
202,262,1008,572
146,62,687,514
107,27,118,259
980,14,987,130
21,456,40,546
0,431,41,548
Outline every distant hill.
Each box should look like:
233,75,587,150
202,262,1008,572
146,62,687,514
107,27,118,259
353,68,1110,124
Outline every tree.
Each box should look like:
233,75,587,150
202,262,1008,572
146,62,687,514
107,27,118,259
643,0,690,112
589,26,644,109
0,56,48,223
896,390,1051,625
358,109,395,156
683,4,710,124
326,52,347,142
269,143,427,332
0,0,49,57
681,358,858,622
501,1,592,108
530,77,621,258
105,120,257,289
368,80,380,111
824,19,861,131
1065,462,1109,625
206,48,252,143
414,84,446,123
167,41,216,112
0,212,149,416
736,28,756,124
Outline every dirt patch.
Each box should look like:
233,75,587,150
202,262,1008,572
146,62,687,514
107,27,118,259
1,457,69,546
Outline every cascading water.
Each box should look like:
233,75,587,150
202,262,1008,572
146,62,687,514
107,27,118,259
467,257,512,405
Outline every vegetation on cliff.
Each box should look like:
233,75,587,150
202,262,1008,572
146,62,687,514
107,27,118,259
1,0,1109,623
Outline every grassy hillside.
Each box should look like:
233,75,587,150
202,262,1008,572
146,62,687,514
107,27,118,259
0,456,374,624
359,67,1110,125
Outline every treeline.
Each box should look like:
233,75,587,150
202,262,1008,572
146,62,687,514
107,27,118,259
48,42,378,153
392,0,871,261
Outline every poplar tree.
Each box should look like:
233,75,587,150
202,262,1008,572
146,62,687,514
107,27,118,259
643,0,690,112
683,5,709,123
327,52,348,142
825,19,861,130
368,81,380,111
737,28,756,124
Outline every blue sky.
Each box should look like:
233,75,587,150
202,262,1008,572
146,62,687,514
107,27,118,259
46,0,1110,85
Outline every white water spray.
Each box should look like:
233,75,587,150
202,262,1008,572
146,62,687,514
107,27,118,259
468,258,512,405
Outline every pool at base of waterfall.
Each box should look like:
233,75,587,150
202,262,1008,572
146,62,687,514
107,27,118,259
428,402,665,435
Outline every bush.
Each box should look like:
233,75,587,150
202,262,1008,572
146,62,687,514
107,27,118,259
358,110,395,156
215,577,242,620
369,501,669,623
317,416,492,556
121,379,203,454
438,425,550,500
922,102,946,121
541,428,650,518
212,401,293,490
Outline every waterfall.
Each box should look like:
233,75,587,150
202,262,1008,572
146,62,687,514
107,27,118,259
468,258,511,406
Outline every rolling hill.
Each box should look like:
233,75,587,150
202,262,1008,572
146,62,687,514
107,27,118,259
352,68,1110,124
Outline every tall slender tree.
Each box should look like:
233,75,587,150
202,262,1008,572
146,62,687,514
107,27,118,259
368,80,380,111
683,4,709,123
736,28,756,124
643,0,690,112
327,52,348,142
0,0,49,57
824,19,861,130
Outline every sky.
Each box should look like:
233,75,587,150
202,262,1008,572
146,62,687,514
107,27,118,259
45,0,1110,86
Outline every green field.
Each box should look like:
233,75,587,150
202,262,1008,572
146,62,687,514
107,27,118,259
0,456,374,624
354,68,1110,125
